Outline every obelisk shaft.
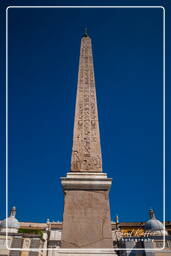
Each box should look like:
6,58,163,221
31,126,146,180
61,34,113,249
71,35,102,172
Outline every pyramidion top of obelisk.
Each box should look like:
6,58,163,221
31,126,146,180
82,28,92,42
83,28,88,37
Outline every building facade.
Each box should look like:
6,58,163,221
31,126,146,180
0,207,171,255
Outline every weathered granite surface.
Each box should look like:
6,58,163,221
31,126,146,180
71,35,102,173
61,34,113,249
61,188,113,248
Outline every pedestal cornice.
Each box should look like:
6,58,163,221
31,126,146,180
61,172,112,191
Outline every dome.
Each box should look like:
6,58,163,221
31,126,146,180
145,218,164,231
144,209,168,235
1,216,20,229
0,206,20,232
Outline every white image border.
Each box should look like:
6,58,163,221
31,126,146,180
5,5,166,252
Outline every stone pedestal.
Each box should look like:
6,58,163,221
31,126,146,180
60,173,113,248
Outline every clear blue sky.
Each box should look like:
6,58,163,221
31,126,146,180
0,0,171,224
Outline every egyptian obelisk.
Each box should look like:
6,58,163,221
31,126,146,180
61,31,113,249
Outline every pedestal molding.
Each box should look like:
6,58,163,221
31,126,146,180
61,173,112,191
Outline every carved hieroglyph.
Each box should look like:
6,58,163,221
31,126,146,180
71,35,102,172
